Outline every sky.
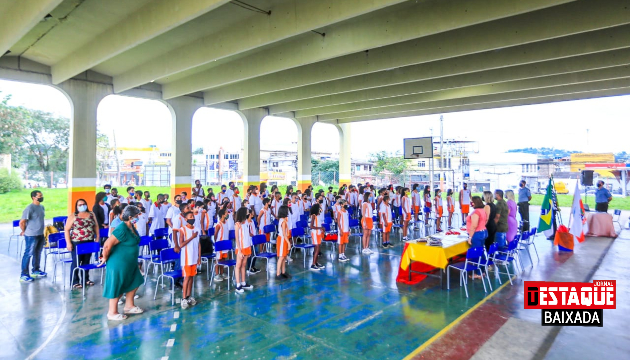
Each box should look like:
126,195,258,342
1,79,629,160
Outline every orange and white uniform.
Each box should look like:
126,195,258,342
379,202,392,233
310,215,323,245
424,193,432,214
435,196,444,217
401,195,412,221
201,210,212,233
179,225,199,277
447,196,455,213
235,222,252,256
337,209,350,244
217,192,230,205
277,218,291,257
460,188,471,214
214,221,229,259
271,198,281,220
258,207,271,241
412,190,421,215
361,202,373,230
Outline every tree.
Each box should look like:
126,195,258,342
96,130,112,181
312,158,339,173
17,110,70,188
370,151,408,175
0,94,29,159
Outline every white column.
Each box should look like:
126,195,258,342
295,117,316,191
237,108,267,189
336,123,352,186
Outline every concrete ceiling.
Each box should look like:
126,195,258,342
1,0,629,123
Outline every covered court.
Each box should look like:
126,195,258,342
1,0,629,359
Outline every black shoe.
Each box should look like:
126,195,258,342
281,273,290,279
174,281,183,289
387,243,395,248
242,283,253,290
275,274,285,281
310,264,321,271
251,267,261,274
316,262,325,269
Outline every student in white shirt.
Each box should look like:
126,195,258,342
232,187,242,209
192,179,205,202
140,191,152,211
271,192,282,221
148,194,166,235
178,211,200,309
379,195,394,248
411,184,421,223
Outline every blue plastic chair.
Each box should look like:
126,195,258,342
71,242,105,298
8,219,22,256
210,240,236,289
471,243,499,291
53,216,68,229
45,232,69,273
494,239,521,285
447,246,487,298
228,230,235,241
137,236,153,285
519,227,539,264
349,218,361,235
290,227,315,267
200,231,216,280
99,227,109,240
250,234,276,276
50,237,73,288
153,227,168,240
153,248,191,305
263,224,275,234
300,214,309,223
149,239,171,275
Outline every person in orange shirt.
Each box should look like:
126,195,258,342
379,195,393,248
213,209,229,283
434,189,444,233
401,187,412,240
446,189,455,230
178,212,200,309
276,206,291,279
309,203,325,271
361,192,374,254
234,207,253,293
337,200,350,262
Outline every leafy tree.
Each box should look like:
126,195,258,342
0,94,29,158
370,151,408,175
312,158,339,173
0,168,22,193
96,130,112,180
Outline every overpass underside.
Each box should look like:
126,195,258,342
1,0,629,208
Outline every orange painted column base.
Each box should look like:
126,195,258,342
171,184,190,200
68,188,96,216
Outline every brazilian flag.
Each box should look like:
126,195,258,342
538,178,553,233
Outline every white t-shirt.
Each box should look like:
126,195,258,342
288,205,300,229
148,204,165,235
100,203,109,225
379,202,392,224
193,187,205,202
136,212,148,237
140,199,152,210
165,206,181,235
250,194,263,215
179,225,199,267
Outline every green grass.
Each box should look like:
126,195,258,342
3,186,625,224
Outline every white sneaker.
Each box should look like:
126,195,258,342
181,298,189,309
222,273,229,279
339,254,349,262
287,257,294,262
213,275,223,282
188,297,197,306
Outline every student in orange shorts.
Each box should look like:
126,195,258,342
309,203,325,271
411,184,421,223
401,187,412,240
276,205,291,280
446,189,455,230
337,200,350,262
213,209,230,283
379,195,393,248
178,212,200,309
234,207,253,293
361,192,374,254
434,189,444,233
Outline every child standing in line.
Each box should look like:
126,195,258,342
234,207,253,293
401,187,411,240
447,189,455,230
379,195,393,248
213,209,229,282
434,189,444,233
337,200,350,262
423,186,432,227
179,212,200,309
258,198,272,242
276,206,291,280
411,184,421,223
361,192,373,254
309,203,325,271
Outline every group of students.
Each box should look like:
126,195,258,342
96,180,481,306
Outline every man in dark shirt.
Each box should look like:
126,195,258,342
494,190,509,248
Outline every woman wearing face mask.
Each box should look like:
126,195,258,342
98,206,145,321
65,199,101,289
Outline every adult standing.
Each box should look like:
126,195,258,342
494,190,509,248
98,206,145,321
483,191,497,251
148,194,166,235
595,180,612,212
19,190,47,282
192,179,205,202
505,190,518,244
93,192,111,229
459,183,472,226
518,180,532,231
65,199,100,289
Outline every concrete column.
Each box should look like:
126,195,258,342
335,123,352,186
57,80,112,213
295,117,316,191
237,108,267,189
166,96,203,199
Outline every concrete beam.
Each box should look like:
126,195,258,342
319,78,630,122
330,87,630,124
205,0,630,105
0,0,63,59
113,0,406,93
51,0,230,84
305,65,630,119
242,25,630,110
271,48,630,115
161,0,575,99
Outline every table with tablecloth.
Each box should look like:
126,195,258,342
396,235,470,285
586,212,617,237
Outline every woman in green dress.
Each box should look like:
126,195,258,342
97,205,145,321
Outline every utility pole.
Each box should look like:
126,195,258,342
440,115,444,191
112,130,120,186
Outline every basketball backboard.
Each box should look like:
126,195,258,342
404,137,433,159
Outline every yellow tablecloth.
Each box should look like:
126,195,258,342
400,236,470,270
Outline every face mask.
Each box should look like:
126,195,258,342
187,219,195,225
129,192,134,197
103,196,108,202
343,205,349,210
222,189,226,193
78,205,87,212
131,217,139,225
105,189,111,194
235,190,239,195
196,184,201,187
176,200,182,205
319,200,323,204
37,197,44,203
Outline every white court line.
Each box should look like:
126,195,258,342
170,324,177,332
166,339,175,347
25,291,67,360
340,310,383,333
161,357,169,360
174,311,179,319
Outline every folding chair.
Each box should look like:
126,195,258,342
447,246,487,298
71,242,106,298
200,232,215,281
250,234,277,276
612,209,622,231
290,227,315,267
471,243,499,291
210,240,236,290
154,227,169,244
52,216,68,231
349,218,361,236
8,220,22,256
153,248,193,305
322,223,338,257
519,228,539,265
493,239,521,285
51,238,73,288
44,232,68,272
148,239,171,276
137,236,153,285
